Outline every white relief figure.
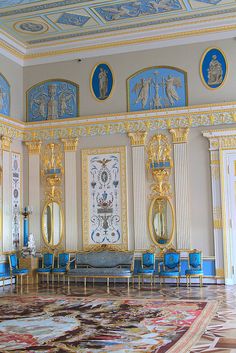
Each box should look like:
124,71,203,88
133,77,152,109
28,233,36,256
102,3,141,20
47,84,58,120
59,90,75,116
31,90,47,119
152,71,162,108
207,55,223,85
98,67,108,99
149,0,176,12
165,75,181,106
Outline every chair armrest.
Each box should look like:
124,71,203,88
66,258,76,271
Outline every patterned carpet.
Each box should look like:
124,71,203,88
0,292,217,353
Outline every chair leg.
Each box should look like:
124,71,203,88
189,276,191,287
200,276,203,287
20,275,23,287
107,277,110,289
26,276,28,286
84,277,86,288
138,275,140,289
127,278,130,291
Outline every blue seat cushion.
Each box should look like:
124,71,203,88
12,269,28,275
52,268,66,273
185,269,203,275
68,268,132,277
36,268,51,273
138,269,155,274
0,273,11,278
159,271,180,277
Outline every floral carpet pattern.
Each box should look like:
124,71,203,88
0,294,217,353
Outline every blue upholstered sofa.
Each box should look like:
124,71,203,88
67,250,134,288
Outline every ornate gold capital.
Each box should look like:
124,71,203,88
216,268,224,277
24,140,42,154
169,128,189,144
128,131,147,146
1,136,12,151
61,138,79,152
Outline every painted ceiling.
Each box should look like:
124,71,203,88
0,0,235,48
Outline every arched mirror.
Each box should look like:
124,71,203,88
148,196,175,248
42,201,63,249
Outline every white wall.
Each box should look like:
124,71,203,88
23,38,236,117
0,53,23,120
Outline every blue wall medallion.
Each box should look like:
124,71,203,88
200,47,227,89
90,63,114,101
26,79,79,122
0,73,10,117
127,66,187,112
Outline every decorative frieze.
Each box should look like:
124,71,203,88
128,132,147,146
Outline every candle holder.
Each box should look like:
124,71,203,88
21,206,32,247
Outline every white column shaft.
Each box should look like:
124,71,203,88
210,149,224,276
28,154,41,249
64,151,78,250
173,143,191,249
131,146,150,250
2,151,11,252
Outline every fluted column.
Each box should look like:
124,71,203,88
1,136,12,252
128,132,150,250
169,128,191,250
25,141,42,250
202,135,224,277
61,138,79,251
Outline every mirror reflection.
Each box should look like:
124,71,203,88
43,202,62,247
149,197,174,247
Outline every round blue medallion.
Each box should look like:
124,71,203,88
200,48,227,89
91,63,114,101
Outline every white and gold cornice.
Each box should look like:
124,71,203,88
1,102,236,142
203,128,236,150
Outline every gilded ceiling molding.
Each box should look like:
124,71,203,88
61,138,79,152
128,132,147,146
169,128,189,144
1,136,12,151
24,140,42,154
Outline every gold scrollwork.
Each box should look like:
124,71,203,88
1,136,12,151
169,128,189,144
25,140,42,154
146,134,175,250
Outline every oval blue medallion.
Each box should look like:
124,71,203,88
91,63,114,101
200,48,227,89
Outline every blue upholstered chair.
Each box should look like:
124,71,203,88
159,249,181,286
137,251,155,287
8,253,29,286
51,252,70,284
36,252,54,284
185,250,203,287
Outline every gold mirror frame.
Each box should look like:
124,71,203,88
42,200,64,250
148,196,175,249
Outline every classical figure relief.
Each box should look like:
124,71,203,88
98,67,109,99
200,48,227,89
95,0,183,22
207,55,223,86
91,63,114,101
127,67,187,111
27,80,79,122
